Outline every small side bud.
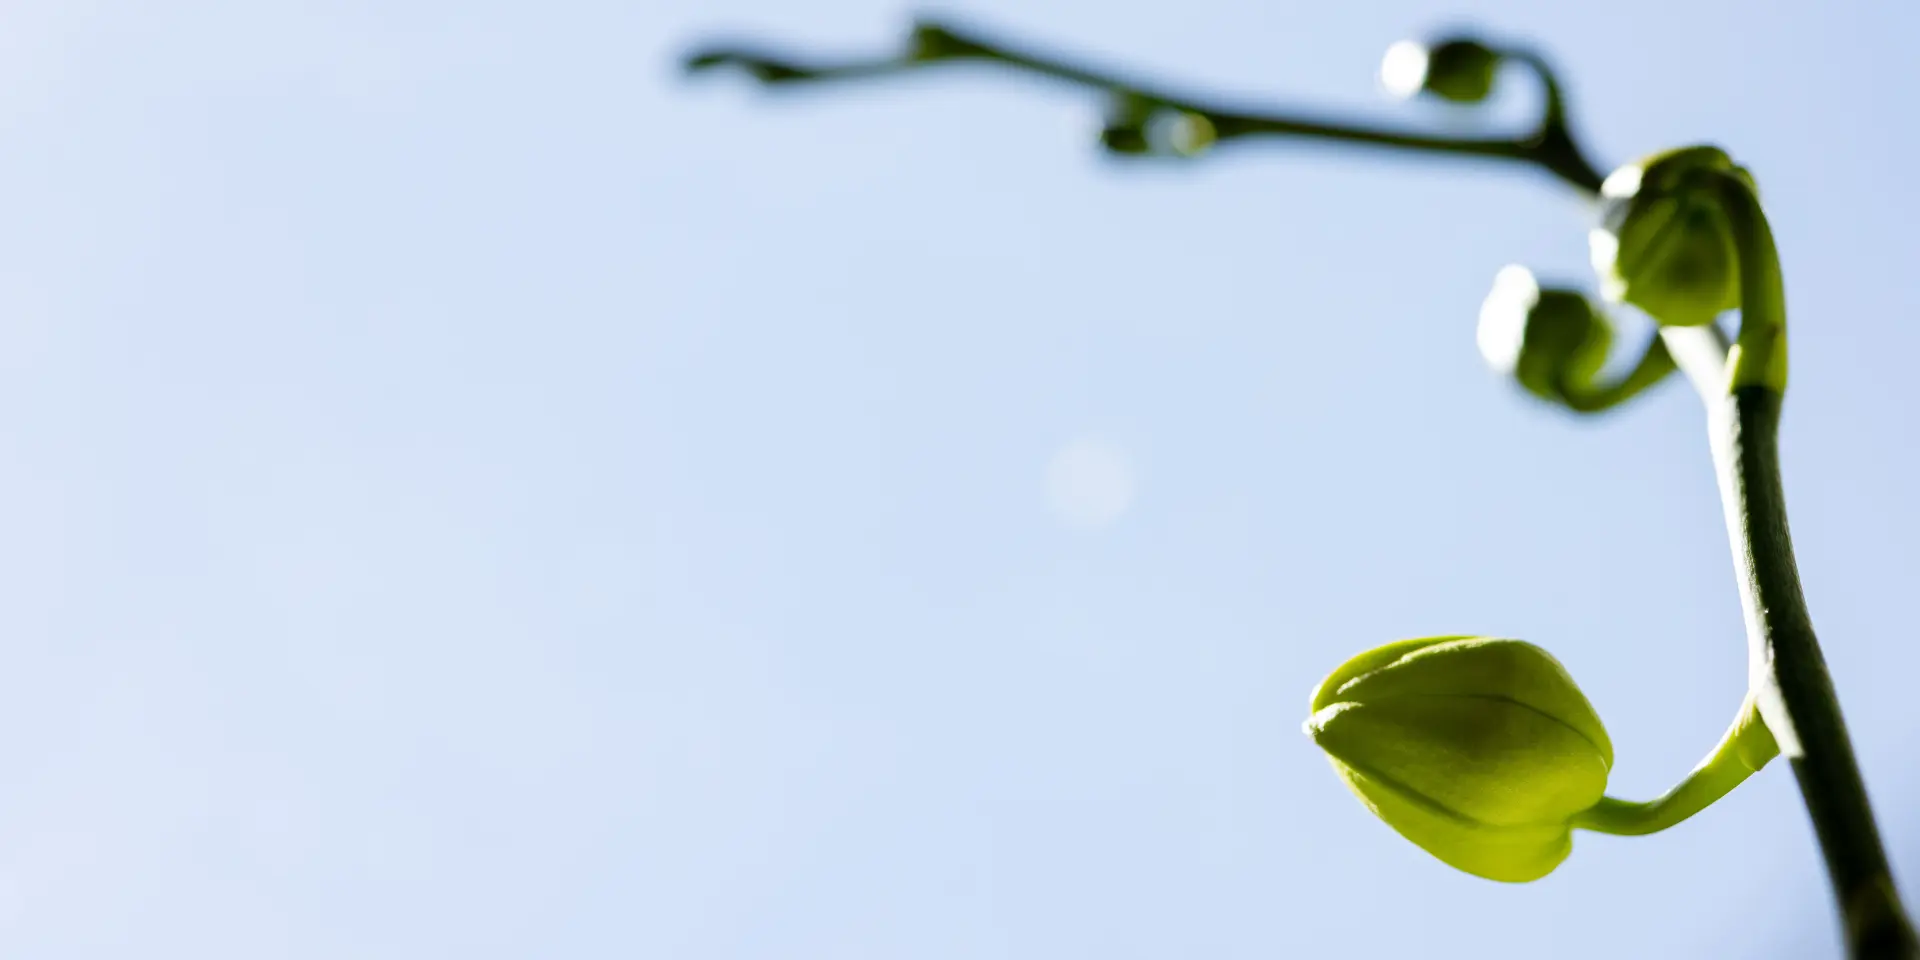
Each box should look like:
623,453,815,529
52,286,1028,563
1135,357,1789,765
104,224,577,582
1099,121,1152,156
1305,636,1613,882
1590,145,1756,327
1099,94,1157,157
1477,265,1612,405
1381,37,1502,104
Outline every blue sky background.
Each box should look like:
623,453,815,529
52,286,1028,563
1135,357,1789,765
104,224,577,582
0,1,1916,957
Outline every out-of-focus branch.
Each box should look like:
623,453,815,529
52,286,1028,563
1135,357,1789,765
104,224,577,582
684,18,1606,193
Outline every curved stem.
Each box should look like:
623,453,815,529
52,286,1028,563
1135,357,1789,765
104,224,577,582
1647,182,1915,954
685,19,1606,192
1560,333,1676,413
1712,388,1918,957
1573,694,1777,836
1676,180,1917,955
1714,172,1789,392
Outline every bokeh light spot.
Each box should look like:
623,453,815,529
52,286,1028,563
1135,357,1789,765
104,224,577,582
1045,439,1136,530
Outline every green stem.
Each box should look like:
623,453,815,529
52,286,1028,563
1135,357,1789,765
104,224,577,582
1715,172,1789,392
1711,386,1917,957
1560,334,1676,413
1655,171,1919,956
1574,694,1777,836
684,19,1606,192
1649,178,1914,954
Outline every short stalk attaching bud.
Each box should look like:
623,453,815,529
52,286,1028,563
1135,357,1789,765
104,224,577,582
1573,692,1778,837
1307,636,1779,883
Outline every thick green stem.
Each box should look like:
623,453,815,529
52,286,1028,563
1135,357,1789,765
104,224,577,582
1711,387,1917,957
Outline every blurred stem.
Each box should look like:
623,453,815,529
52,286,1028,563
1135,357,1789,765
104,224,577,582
1561,334,1676,413
685,19,1606,192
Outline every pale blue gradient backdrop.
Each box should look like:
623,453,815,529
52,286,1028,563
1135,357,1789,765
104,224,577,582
0,1,1914,957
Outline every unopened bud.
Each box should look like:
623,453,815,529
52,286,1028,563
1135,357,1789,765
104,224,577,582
1305,636,1613,882
1590,146,1755,327
1477,265,1613,404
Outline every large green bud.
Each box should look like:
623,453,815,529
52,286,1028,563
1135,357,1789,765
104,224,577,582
1476,264,1613,405
1589,146,1755,327
1304,636,1613,883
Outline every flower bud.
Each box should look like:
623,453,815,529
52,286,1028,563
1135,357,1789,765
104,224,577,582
1476,265,1612,404
1305,636,1613,882
1099,120,1152,156
1381,37,1502,104
1099,94,1155,156
1589,146,1755,327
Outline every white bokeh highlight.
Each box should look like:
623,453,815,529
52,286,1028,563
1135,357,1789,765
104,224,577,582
1044,438,1136,530
1476,263,1541,374
1379,40,1430,99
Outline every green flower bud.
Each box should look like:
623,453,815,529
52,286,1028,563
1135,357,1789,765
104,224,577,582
1095,94,1216,158
1304,636,1613,883
1477,265,1612,405
1099,111,1217,158
1589,146,1757,327
1381,37,1502,104
1099,94,1154,156
1099,120,1152,156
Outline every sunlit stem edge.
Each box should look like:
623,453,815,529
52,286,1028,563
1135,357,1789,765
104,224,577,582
1660,181,1916,953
